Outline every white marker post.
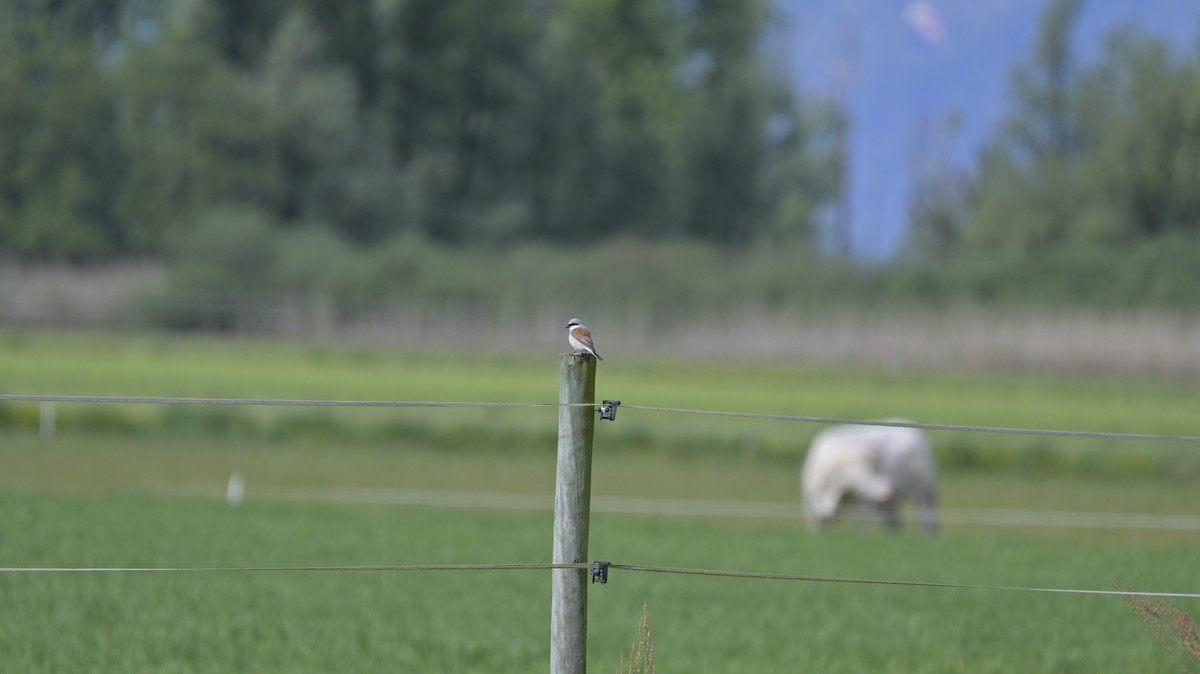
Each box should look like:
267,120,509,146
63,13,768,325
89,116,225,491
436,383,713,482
39,401,55,441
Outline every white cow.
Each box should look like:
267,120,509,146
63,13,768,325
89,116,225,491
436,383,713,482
801,422,938,534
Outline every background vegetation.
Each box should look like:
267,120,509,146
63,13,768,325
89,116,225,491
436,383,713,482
0,0,838,256
2,0,1199,319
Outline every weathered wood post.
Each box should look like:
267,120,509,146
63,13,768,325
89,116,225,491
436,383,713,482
551,353,597,674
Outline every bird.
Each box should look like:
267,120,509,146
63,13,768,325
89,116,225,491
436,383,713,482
564,317,603,361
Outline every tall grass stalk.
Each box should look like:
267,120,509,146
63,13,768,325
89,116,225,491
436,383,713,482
1120,584,1200,672
616,602,655,674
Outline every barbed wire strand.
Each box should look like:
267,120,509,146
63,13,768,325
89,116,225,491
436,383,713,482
0,561,1195,600
2,394,1196,442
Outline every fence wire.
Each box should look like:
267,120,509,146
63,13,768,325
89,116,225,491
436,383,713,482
2,393,1198,443
0,563,587,573
0,394,588,409
620,404,1200,443
0,561,1196,600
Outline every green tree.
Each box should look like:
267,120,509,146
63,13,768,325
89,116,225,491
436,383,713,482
675,2,772,244
904,114,971,261
526,0,687,243
910,0,1200,308
115,5,282,253
375,0,542,242
2,0,844,262
291,0,382,105
966,1,1200,257
0,2,125,259
257,8,404,243
1073,29,1200,243
966,0,1084,256
528,0,839,246
191,0,290,68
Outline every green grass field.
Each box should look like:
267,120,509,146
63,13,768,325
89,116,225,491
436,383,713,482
1,331,1199,671
0,483,1196,673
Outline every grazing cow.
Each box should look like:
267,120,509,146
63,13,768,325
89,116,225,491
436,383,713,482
801,422,938,534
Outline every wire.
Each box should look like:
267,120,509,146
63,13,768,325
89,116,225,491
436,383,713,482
607,563,1200,600
1,560,1195,600
620,405,1200,443
0,563,591,573
3,394,1196,442
0,394,594,409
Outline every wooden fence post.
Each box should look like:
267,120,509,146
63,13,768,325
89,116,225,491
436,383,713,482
551,353,597,674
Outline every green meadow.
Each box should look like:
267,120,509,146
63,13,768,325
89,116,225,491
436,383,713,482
2,330,1198,474
1,331,1199,672
0,480,1196,673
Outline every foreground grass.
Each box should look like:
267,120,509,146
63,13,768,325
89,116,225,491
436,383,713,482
0,488,1196,673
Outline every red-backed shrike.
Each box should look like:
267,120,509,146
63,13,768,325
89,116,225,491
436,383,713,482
565,317,603,361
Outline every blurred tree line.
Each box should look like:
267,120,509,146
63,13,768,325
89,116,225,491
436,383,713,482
2,0,1199,316
905,0,1200,307
0,0,839,261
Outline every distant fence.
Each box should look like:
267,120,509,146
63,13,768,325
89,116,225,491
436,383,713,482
2,265,1199,376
